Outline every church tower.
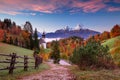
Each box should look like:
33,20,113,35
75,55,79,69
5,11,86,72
42,32,45,38
39,31,46,49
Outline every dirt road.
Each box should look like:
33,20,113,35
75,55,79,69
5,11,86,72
19,62,76,80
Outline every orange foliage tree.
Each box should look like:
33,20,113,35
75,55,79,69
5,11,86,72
110,24,120,38
21,30,30,48
100,31,110,41
0,29,4,41
94,34,100,41
58,36,83,59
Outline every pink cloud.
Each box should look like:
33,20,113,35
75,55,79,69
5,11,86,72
108,7,120,11
0,0,61,15
71,0,106,13
113,0,120,3
0,10,22,15
0,0,119,15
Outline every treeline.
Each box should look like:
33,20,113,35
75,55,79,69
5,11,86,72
47,36,84,59
87,24,120,42
0,19,39,51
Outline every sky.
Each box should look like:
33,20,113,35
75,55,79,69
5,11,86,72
0,0,120,33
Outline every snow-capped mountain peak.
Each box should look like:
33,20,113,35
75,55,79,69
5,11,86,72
74,24,82,30
64,26,70,31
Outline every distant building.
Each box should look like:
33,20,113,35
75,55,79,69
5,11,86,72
39,32,46,49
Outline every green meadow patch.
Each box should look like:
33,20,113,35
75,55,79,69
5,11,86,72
102,36,120,52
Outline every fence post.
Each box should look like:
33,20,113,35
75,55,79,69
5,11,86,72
24,55,28,71
9,53,16,74
35,57,38,69
35,56,42,69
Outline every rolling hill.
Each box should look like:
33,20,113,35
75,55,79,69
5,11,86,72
102,36,120,55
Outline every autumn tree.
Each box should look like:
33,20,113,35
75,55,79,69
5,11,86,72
110,24,120,38
17,26,22,34
9,36,13,44
24,21,33,34
14,37,18,46
0,29,5,42
100,31,110,41
24,21,34,49
21,30,30,48
51,41,60,63
11,26,16,34
94,34,100,41
3,31,7,43
58,36,83,59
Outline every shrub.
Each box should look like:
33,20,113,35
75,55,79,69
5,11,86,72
70,40,116,70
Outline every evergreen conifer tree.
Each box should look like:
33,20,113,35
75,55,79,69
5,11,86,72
34,28,40,53
51,41,60,63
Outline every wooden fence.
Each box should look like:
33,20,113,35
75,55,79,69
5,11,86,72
0,53,42,74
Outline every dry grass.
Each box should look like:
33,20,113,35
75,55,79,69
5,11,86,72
69,65,120,80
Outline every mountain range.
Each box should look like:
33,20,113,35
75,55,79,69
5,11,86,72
38,25,100,39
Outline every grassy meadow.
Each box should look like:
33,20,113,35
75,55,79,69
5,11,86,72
0,42,49,80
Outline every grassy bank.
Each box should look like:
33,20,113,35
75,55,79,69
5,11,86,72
69,65,120,80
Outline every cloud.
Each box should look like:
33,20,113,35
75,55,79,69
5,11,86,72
0,0,119,15
108,7,120,11
113,0,120,3
30,13,36,16
0,0,59,15
0,10,22,15
71,0,106,13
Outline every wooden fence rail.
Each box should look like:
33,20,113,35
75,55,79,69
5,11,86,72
0,53,42,74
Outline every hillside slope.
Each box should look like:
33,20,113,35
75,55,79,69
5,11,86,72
103,36,120,66
102,36,120,48
102,36,120,55
0,42,34,56
0,42,34,71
